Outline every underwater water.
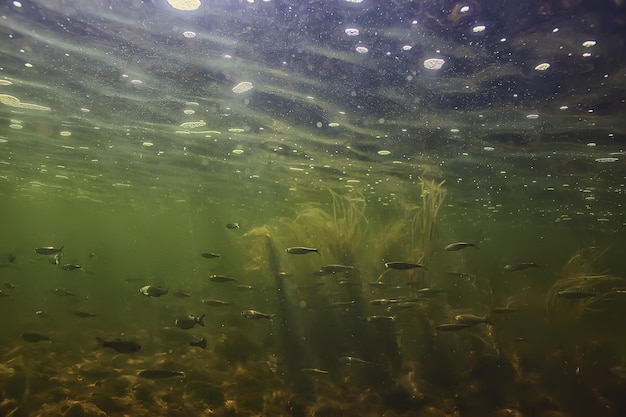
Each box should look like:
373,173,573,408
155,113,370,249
1,1,626,416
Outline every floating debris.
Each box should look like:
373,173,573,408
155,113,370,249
232,82,253,94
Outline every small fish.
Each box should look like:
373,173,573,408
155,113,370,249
285,247,319,255
447,271,477,279
96,337,141,353
491,307,519,314
226,223,240,229
329,300,356,308
53,288,76,296
301,368,329,375
34,246,64,255
337,280,361,286
202,299,231,307
138,369,185,379
49,254,62,266
445,242,478,251
190,337,207,349
74,311,97,318
59,264,83,271
201,252,221,259
504,262,540,272
236,284,256,291
417,288,448,296
21,332,50,342
241,309,272,320
369,298,399,306
209,274,237,283
175,314,205,329
454,314,491,325
514,337,527,343
172,290,191,298
35,310,50,318
0,289,9,297
319,264,357,274
338,356,374,366
366,315,395,323
139,285,168,297
4,282,16,290
7,253,16,263
556,290,597,299
435,323,472,332
384,261,425,270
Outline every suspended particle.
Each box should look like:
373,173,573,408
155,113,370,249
232,82,253,94
423,58,445,70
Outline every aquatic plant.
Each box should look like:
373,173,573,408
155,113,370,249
411,177,446,260
284,189,368,265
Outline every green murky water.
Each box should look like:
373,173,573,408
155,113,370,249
1,1,626,416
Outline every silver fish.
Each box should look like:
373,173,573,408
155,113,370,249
175,314,205,329
201,252,221,259
139,285,168,297
190,337,207,349
454,314,491,325
35,310,50,318
369,298,399,306
202,299,231,307
138,369,185,379
74,311,97,318
556,290,597,299
172,290,191,298
384,261,425,270
417,288,448,297
435,323,472,332
53,288,76,296
318,264,357,274
285,247,319,255
366,315,395,323
226,223,240,229
491,307,519,314
209,274,237,283
96,337,141,353
59,264,83,271
445,242,478,251
34,245,64,255
338,356,374,366
504,262,540,271
21,332,50,342
301,368,329,375
241,309,272,320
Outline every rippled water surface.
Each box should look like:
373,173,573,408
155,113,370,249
1,1,626,416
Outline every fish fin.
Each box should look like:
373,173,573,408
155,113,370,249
198,314,206,326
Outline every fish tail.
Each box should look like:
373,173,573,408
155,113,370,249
60,245,64,252
472,242,479,249
198,314,206,326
